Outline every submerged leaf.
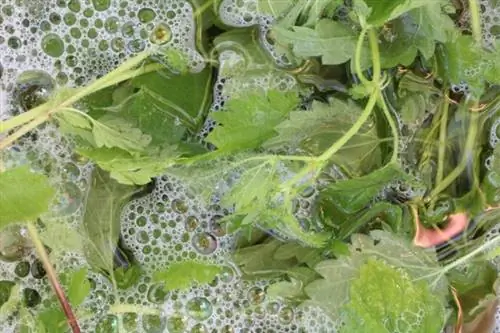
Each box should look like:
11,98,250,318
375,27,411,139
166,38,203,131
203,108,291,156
272,20,358,65
341,259,445,333
206,89,300,152
319,164,411,214
0,166,55,227
153,261,222,291
80,168,138,272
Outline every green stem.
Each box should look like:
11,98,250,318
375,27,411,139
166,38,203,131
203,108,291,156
0,104,47,134
109,304,161,316
26,223,81,333
468,0,482,44
0,53,161,151
428,111,479,199
436,96,450,184
367,29,381,84
319,86,379,163
0,115,50,150
378,91,399,163
354,28,370,87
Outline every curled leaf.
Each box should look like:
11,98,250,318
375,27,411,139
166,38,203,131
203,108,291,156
412,207,469,248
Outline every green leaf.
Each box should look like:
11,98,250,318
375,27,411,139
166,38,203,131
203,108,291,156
319,164,411,214
153,261,222,291
39,220,84,260
267,278,304,299
341,259,445,333
379,3,457,68
265,98,381,172
0,284,20,319
92,116,152,151
36,307,67,333
0,166,55,227
114,264,142,290
206,89,300,152
304,231,446,317
272,20,358,65
76,146,182,185
55,111,152,152
61,268,91,307
442,35,500,98
79,168,138,272
130,67,212,132
362,0,437,26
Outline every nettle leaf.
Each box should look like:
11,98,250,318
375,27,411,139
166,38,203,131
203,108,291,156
397,72,442,125
233,239,297,278
341,259,445,333
206,89,300,152
361,0,437,26
442,35,500,98
130,67,212,132
304,230,446,317
272,20,359,65
153,261,222,291
265,99,381,172
379,3,457,68
55,111,151,152
0,166,55,227
39,220,84,260
60,268,91,307
76,146,182,185
80,168,138,272
319,164,411,214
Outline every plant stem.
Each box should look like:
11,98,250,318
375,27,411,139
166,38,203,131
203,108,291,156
109,304,161,316
26,222,81,333
354,29,370,87
318,90,378,163
378,91,399,163
0,115,50,150
0,104,47,134
367,29,381,84
468,0,482,44
429,111,479,199
436,96,450,184
0,52,159,151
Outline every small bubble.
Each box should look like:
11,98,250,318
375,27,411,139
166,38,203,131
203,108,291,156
172,199,188,214
136,230,149,244
186,297,213,321
219,265,235,283
105,16,120,33
53,182,83,215
7,36,22,50
23,288,41,307
96,315,118,333
14,261,30,277
68,0,81,12
138,8,156,23
190,323,208,333
150,23,172,45
267,302,280,314
41,33,65,57
221,325,234,333
210,215,226,237
92,0,110,11
166,315,187,333
147,283,168,304
192,233,217,255
185,216,199,231
142,314,165,333
111,37,125,52
279,306,294,324
247,287,265,304
122,22,135,37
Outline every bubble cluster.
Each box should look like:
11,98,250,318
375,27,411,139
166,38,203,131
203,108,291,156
0,0,204,121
